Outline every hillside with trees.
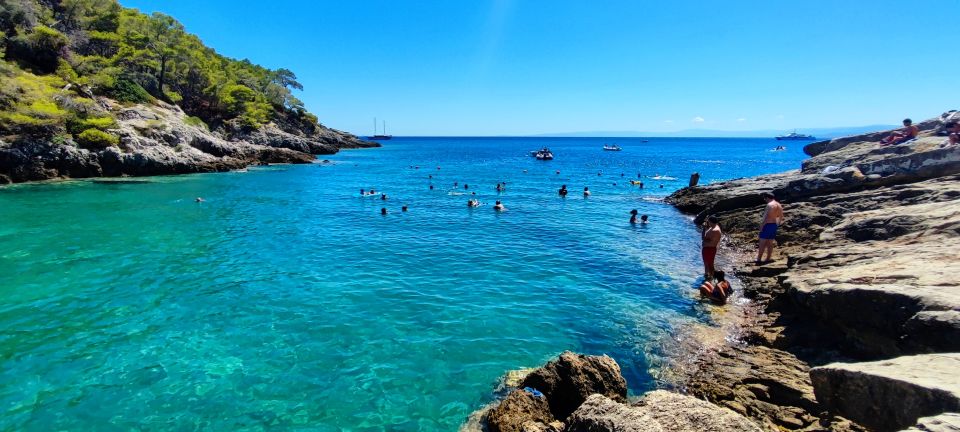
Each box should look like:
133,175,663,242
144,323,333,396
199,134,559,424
0,0,374,183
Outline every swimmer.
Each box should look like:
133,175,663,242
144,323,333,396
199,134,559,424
558,185,568,197
468,199,480,208
597,171,602,176
630,209,639,224
429,185,434,190
471,191,476,195
454,182,458,187
641,214,649,224
464,184,469,190
659,184,664,189
402,205,408,212
429,175,433,179
195,197,205,203
556,170,560,175
381,193,388,200
621,173,624,177
360,189,365,196
381,207,387,215
583,187,591,197
493,200,505,211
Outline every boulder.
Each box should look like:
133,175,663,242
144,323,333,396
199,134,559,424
484,389,556,432
810,354,960,432
520,351,628,420
564,392,762,432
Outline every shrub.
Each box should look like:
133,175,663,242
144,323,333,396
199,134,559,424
66,115,116,134
184,115,208,130
109,78,152,103
75,128,118,149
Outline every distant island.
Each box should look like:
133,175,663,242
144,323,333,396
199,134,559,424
533,125,898,139
0,0,375,184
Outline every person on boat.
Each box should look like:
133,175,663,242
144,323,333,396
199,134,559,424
702,215,722,280
381,207,387,215
494,200,505,211
583,186,591,197
880,118,919,145
641,215,649,224
559,185,568,197
756,192,784,265
630,209,639,224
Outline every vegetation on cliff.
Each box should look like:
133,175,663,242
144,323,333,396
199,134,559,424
0,0,321,145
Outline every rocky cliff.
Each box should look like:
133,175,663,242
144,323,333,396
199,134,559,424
665,111,960,431
0,100,377,184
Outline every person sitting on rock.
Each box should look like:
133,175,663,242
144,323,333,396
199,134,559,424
700,271,731,303
880,118,919,145
942,121,959,147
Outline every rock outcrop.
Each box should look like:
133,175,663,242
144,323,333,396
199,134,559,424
811,354,960,432
0,101,377,184
664,111,960,431
519,351,628,420
565,392,762,432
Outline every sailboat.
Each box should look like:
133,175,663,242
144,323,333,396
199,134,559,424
369,118,392,140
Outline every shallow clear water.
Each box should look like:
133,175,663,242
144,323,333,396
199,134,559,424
0,137,804,430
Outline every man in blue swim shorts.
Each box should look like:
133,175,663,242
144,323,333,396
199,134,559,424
756,192,784,265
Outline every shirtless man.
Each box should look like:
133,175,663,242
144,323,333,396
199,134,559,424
880,118,919,145
701,215,721,280
756,192,784,264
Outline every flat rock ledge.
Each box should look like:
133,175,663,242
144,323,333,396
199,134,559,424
466,352,760,432
903,412,960,431
662,110,960,432
811,354,960,432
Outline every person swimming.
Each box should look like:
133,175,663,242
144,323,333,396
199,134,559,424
429,185,434,190
494,200,505,211
402,205,408,212
630,209,639,224
641,214,648,224
381,193,388,200
559,185,568,197
381,207,387,215
468,199,480,208
464,184,469,190
195,197,205,203
583,186,591,197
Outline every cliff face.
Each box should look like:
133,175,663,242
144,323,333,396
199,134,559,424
665,112,960,431
0,100,377,184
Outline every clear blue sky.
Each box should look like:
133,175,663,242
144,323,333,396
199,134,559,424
121,0,958,136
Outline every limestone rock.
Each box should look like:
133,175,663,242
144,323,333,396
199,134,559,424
484,389,556,432
520,351,628,420
811,354,960,432
904,412,960,431
564,392,762,432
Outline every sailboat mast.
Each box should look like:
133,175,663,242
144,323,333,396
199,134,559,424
383,120,386,136
373,117,377,135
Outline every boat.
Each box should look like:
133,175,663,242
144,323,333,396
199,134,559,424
602,144,622,151
369,118,392,140
775,130,815,141
535,148,554,160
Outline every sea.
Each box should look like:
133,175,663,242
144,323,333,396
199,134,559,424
0,137,806,431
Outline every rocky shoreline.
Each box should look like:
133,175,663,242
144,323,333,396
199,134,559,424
465,112,959,431
0,100,378,184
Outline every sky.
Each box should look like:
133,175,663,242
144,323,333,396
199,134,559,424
120,0,959,136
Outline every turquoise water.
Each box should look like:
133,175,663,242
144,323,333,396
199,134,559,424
0,137,805,430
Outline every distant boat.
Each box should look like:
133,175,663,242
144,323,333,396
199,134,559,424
776,130,815,141
369,118,392,140
534,148,554,160
602,144,622,151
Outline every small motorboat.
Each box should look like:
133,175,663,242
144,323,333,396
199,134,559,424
602,144,622,151
535,148,554,160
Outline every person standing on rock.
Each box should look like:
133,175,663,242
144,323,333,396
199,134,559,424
701,215,721,280
756,192,784,264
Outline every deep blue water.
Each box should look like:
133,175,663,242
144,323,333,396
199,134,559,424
0,137,805,430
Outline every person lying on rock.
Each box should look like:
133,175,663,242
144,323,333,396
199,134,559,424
880,118,919,145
